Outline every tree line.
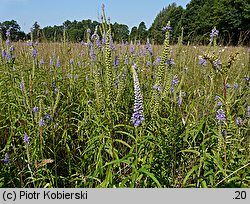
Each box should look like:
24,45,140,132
0,0,249,45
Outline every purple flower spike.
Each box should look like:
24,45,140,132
2,49,7,59
236,117,243,126
247,106,250,117
10,46,15,52
56,58,60,67
216,109,226,123
199,58,206,66
49,57,53,66
130,46,135,54
45,114,52,121
33,107,39,113
40,58,44,65
39,119,46,127
131,66,144,127
166,59,175,65
6,30,11,37
215,95,220,100
233,83,239,88
162,24,172,31
217,101,223,106
20,82,24,91
172,75,179,86
153,85,161,93
114,56,118,67
6,39,11,45
210,28,219,38
24,134,30,143
4,153,10,165
32,48,37,58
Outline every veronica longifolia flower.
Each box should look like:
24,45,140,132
20,82,24,91
33,107,39,113
32,48,37,58
172,75,179,86
217,101,223,106
90,46,96,60
130,45,135,54
2,49,7,59
210,28,219,38
147,61,151,67
49,57,53,66
199,58,207,66
153,85,161,93
215,95,220,100
24,134,30,143
6,30,11,37
10,46,15,52
6,39,11,45
56,58,60,67
45,114,52,121
40,58,44,65
236,117,243,126
39,119,46,127
162,24,172,31
156,57,161,64
4,153,10,165
213,59,222,70
247,106,250,117
146,39,152,56
216,109,226,123
234,83,239,88
124,57,128,65
131,65,144,127
114,56,118,67
166,59,175,65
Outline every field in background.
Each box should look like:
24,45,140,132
0,26,249,187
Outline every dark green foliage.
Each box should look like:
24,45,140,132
112,23,129,42
0,20,26,41
149,3,184,44
148,0,250,45
130,26,138,42
181,0,250,45
31,22,41,41
137,22,148,43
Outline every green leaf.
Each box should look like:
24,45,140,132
181,149,200,156
114,139,131,149
183,165,198,186
138,168,162,187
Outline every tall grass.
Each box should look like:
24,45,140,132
0,18,249,188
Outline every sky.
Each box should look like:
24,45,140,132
0,0,190,33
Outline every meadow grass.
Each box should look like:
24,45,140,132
0,25,249,188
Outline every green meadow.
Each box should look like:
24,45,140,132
0,15,249,188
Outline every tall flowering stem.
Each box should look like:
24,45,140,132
151,21,171,116
203,35,239,162
105,28,113,106
93,66,105,111
210,27,219,47
157,22,170,86
100,4,108,35
131,65,144,127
